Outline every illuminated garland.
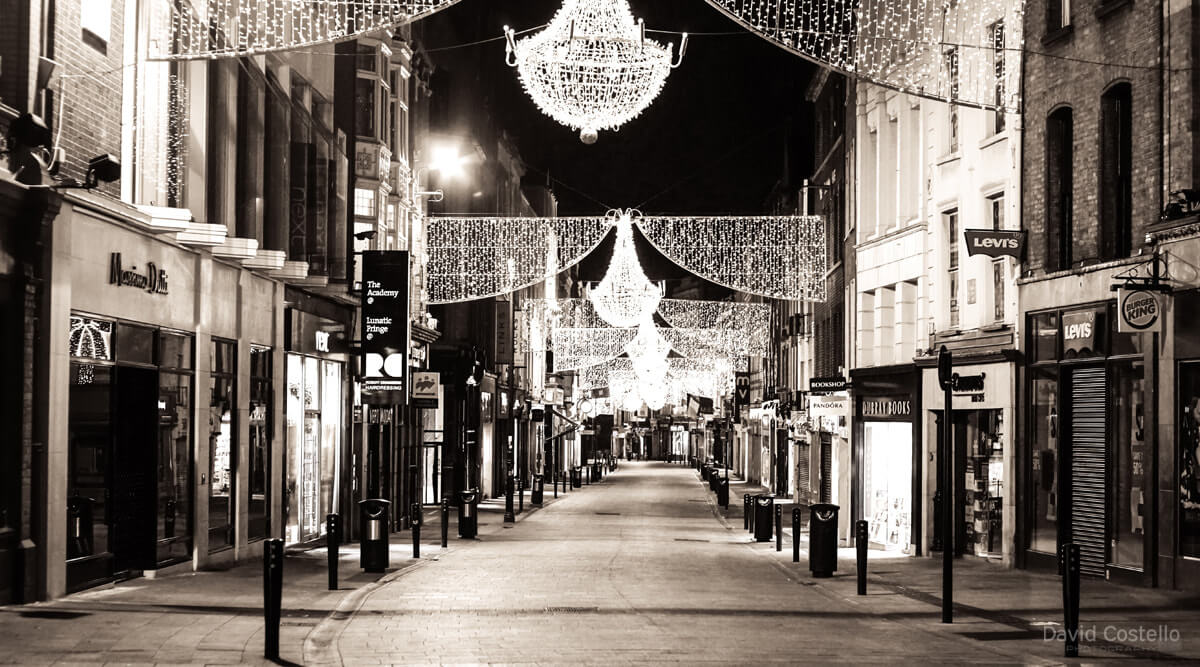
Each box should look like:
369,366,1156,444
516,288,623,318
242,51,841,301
657,298,770,351
505,0,686,143
636,215,826,301
426,217,612,304
150,0,463,60
549,327,638,371
704,0,1023,112
660,327,766,358
588,214,663,327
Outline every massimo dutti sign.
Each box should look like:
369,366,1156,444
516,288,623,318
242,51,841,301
964,229,1026,259
109,253,169,295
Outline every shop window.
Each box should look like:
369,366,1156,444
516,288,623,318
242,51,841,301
1111,361,1145,570
1029,312,1059,362
248,347,272,541
863,421,912,552
159,332,193,369
1028,368,1059,554
68,363,113,561
116,324,156,366
69,316,113,361
209,339,236,552
1099,83,1133,261
157,371,192,563
1179,362,1200,558
1062,306,1107,359
1045,107,1074,271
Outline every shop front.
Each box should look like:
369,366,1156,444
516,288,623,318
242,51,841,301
851,366,921,555
1023,302,1150,582
919,358,1016,564
283,306,350,546
46,195,284,597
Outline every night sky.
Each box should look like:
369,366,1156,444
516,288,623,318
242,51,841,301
421,0,816,288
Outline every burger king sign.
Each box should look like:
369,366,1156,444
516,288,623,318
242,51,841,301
1118,289,1162,333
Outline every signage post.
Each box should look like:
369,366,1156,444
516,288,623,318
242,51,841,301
936,345,954,624
361,251,409,403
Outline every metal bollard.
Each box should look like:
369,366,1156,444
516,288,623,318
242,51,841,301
743,494,751,531
748,495,756,534
775,504,783,552
517,477,524,514
326,513,340,590
792,508,802,563
504,474,515,523
1061,542,1081,658
440,496,449,548
856,520,869,595
262,538,284,660
411,502,422,559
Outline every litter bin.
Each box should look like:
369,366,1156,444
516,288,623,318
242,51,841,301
531,474,544,506
809,503,840,577
753,495,775,542
358,498,390,572
459,489,479,539
716,476,729,507
593,462,602,481
571,466,583,488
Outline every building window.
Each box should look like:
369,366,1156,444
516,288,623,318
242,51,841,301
81,0,112,45
946,210,959,328
248,347,272,541
1048,0,1071,32
354,188,376,217
356,44,377,73
1045,107,1074,271
991,21,1006,134
209,339,237,553
945,47,959,152
993,259,1006,322
1100,83,1132,261
990,194,1005,230
355,77,376,138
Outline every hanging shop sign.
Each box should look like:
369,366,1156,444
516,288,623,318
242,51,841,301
495,298,514,364
735,372,751,410
861,396,912,420
109,253,169,295
1118,289,1163,334
963,229,1026,259
809,375,846,394
361,251,409,398
411,371,439,409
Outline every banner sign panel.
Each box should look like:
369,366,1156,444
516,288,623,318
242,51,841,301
964,229,1026,259
361,251,409,398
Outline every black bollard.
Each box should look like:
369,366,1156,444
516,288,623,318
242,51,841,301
1061,542,1081,658
744,494,751,531
856,520,869,596
262,538,284,660
440,496,449,548
775,504,783,552
792,507,802,563
411,502,422,559
504,474,515,523
517,477,524,514
326,513,340,590
748,495,756,534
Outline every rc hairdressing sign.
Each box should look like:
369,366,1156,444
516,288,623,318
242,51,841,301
361,251,409,399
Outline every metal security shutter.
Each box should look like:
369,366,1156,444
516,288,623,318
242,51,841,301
797,440,811,493
1070,367,1108,577
820,434,832,503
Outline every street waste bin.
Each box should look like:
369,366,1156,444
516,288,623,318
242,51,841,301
458,489,479,538
754,495,775,542
571,466,582,488
716,476,729,507
531,474,544,506
593,461,602,481
809,503,840,577
358,498,390,572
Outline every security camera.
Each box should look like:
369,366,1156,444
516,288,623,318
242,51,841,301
354,229,377,241
86,153,120,186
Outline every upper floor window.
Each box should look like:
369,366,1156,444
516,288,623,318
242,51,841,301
1100,83,1132,261
354,188,376,218
81,0,112,45
355,77,376,138
990,193,1005,230
356,45,377,73
944,48,960,153
1045,107,1074,271
946,209,960,328
1048,0,1072,32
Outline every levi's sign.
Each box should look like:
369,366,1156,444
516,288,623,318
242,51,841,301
964,229,1026,259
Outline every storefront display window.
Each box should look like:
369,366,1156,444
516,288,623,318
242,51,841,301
321,360,342,517
248,347,272,540
1030,312,1058,363
961,410,1004,557
863,421,912,552
1029,369,1058,554
157,368,192,564
1112,361,1145,569
209,339,236,552
1178,362,1200,559
285,353,343,544
68,362,113,561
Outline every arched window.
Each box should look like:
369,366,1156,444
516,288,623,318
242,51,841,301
1100,83,1133,260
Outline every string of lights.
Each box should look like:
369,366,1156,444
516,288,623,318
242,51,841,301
588,212,663,327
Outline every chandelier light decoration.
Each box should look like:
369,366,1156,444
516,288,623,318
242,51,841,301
427,213,827,303
151,0,463,60
704,0,1023,112
637,215,827,301
624,317,672,378
504,0,687,144
426,217,612,303
588,213,663,327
